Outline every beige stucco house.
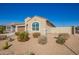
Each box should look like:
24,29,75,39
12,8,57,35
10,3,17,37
6,16,74,35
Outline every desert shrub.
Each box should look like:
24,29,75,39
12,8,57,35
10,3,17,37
0,35,7,40
2,41,12,50
17,31,29,42
15,32,20,36
56,36,65,45
38,35,47,45
55,33,69,45
59,33,70,40
33,32,40,38
0,26,6,34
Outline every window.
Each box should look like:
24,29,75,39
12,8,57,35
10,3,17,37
32,22,39,31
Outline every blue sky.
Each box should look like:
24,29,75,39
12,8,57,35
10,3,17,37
0,3,79,26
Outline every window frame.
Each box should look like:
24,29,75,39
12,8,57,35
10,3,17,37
32,22,39,31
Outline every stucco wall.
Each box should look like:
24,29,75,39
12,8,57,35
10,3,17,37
47,27,72,34
25,16,47,35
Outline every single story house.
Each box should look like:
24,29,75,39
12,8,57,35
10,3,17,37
6,16,75,35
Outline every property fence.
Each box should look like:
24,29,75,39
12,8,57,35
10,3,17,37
47,27,72,34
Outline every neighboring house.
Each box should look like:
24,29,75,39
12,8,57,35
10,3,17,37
6,16,75,35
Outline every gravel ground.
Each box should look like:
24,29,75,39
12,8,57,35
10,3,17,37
0,34,79,55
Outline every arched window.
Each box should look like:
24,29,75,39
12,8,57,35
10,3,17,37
32,22,39,31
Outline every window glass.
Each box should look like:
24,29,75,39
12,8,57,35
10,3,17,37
32,22,39,31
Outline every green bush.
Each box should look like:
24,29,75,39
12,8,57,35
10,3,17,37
38,35,47,45
56,36,65,45
0,26,6,34
15,32,20,36
59,33,70,40
55,33,69,45
17,32,29,42
33,32,40,38
2,41,12,50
